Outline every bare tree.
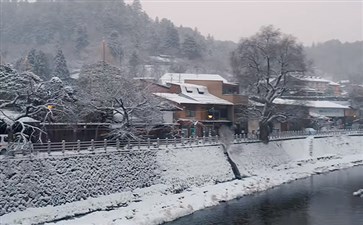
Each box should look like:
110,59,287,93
231,25,307,143
77,62,162,140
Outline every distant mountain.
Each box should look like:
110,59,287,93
305,40,363,82
0,0,236,76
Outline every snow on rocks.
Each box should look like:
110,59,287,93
0,151,160,216
156,145,234,192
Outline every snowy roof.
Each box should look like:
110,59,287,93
306,101,349,109
273,98,349,109
154,93,199,104
133,77,157,81
70,70,80,80
248,100,264,107
160,73,237,85
329,81,340,86
154,83,233,105
40,122,110,125
0,109,39,124
339,80,350,84
291,74,331,83
330,101,351,107
309,112,330,119
149,55,175,63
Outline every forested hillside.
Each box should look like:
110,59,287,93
0,0,236,77
1,1,361,82
305,40,363,82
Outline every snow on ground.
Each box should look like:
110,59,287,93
2,153,362,225
1,136,362,225
47,154,363,225
156,145,234,191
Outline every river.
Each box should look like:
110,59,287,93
164,165,363,225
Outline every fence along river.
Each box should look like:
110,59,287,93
2,129,363,156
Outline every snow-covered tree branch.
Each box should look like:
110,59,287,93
0,65,76,143
231,25,307,143
77,62,162,140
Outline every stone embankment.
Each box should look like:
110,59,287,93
0,134,362,219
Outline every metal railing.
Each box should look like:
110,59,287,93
2,129,363,156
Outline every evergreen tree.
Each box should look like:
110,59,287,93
162,25,180,55
107,30,124,66
129,51,140,76
0,0,236,75
131,0,142,12
27,49,51,80
75,26,89,53
0,64,41,102
52,49,70,80
182,35,202,59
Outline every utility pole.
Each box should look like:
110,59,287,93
102,39,106,63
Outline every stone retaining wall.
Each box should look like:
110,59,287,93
0,151,159,216
1,135,362,216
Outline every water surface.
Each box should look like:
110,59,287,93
165,166,363,225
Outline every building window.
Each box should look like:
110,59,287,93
186,109,196,117
185,87,193,93
220,108,228,119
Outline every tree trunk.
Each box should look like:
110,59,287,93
259,121,270,144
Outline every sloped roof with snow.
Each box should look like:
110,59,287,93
329,81,340,86
154,83,233,105
0,109,40,124
291,74,332,83
154,93,199,105
160,73,236,85
273,98,349,109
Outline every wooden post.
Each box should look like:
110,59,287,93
47,140,51,155
116,139,120,150
91,139,95,151
165,138,168,148
147,138,150,149
181,136,185,146
174,137,177,147
104,139,107,152
77,140,80,152
62,140,65,154
157,138,160,149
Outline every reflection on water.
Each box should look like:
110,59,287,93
165,166,363,225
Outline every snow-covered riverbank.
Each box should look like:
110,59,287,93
1,136,362,225
3,154,362,225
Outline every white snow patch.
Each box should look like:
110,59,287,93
1,136,362,225
36,154,362,225
156,146,234,190
353,189,363,197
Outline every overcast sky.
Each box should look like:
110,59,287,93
135,0,362,45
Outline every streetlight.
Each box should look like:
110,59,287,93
208,107,215,135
